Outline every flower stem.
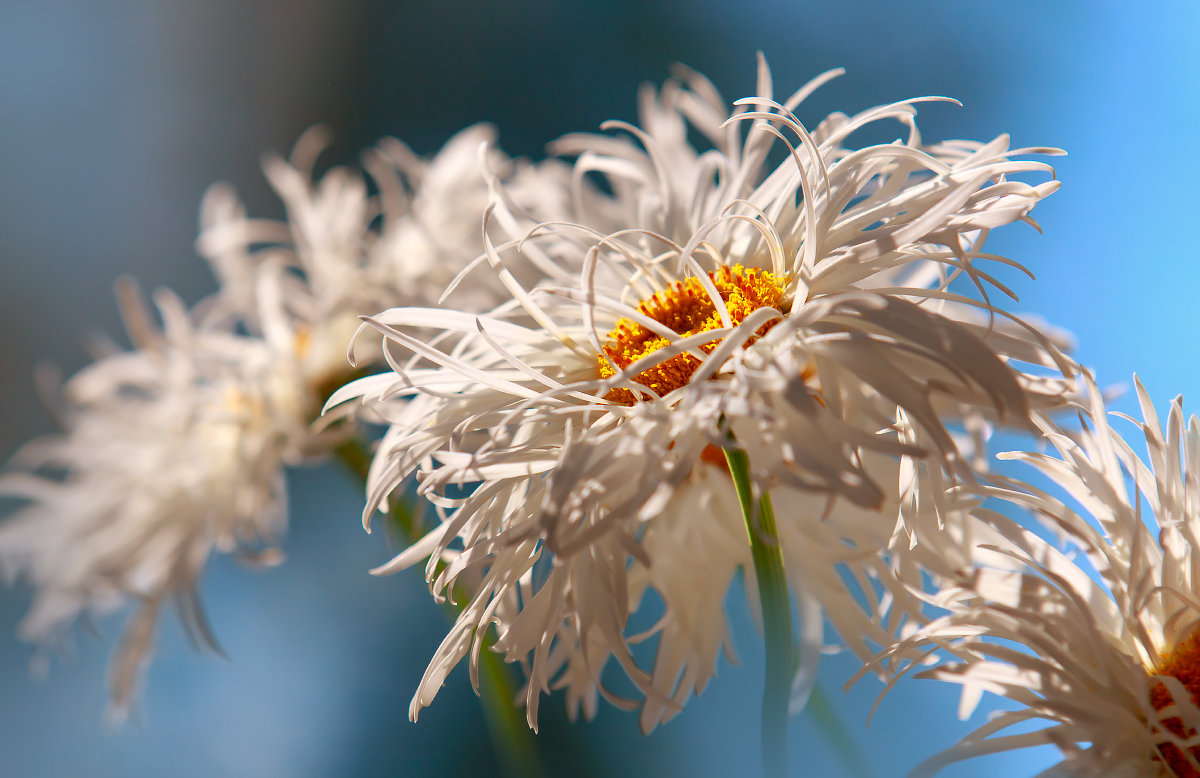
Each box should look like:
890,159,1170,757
476,637,543,778
332,439,417,537
723,443,793,778
332,438,544,778
807,682,873,778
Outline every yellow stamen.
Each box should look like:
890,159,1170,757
1150,630,1200,776
597,264,786,404
293,324,312,359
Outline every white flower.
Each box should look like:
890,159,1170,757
0,287,294,717
1,125,568,716
332,60,1073,728
874,374,1200,777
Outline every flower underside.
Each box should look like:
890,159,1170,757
597,264,786,404
1151,630,1200,776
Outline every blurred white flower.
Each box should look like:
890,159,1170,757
0,286,295,717
196,124,572,409
876,374,1200,777
1,125,569,716
332,59,1073,729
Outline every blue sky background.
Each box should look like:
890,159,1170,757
1,2,1197,776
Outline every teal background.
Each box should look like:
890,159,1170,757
2,2,1197,776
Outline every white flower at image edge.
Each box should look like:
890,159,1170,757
873,374,1200,777
0,288,295,717
0,122,572,716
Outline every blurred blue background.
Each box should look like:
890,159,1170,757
2,2,1197,776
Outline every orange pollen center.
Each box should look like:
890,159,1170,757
596,264,786,404
1151,631,1200,776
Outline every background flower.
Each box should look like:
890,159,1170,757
0,120,562,720
0,287,295,717
2,2,1198,777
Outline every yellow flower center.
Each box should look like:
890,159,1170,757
1151,631,1200,776
597,264,786,404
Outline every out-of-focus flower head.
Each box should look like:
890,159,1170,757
0,125,570,716
197,124,572,416
332,58,1075,730
0,285,294,717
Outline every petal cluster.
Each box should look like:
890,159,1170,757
876,374,1200,776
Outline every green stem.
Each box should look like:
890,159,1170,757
332,437,371,481
723,443,793,778
807,682,873,778
332,439,417,538
477,640,542,777
333,438,543,778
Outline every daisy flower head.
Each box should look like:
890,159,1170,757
334,58,1073,729
877,373,1200,777
0,126,567,718
0,285,296,718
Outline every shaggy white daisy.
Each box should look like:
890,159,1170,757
0,286,296,717
333,59,1074,729
874,374,1200,777
0,126,568,716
